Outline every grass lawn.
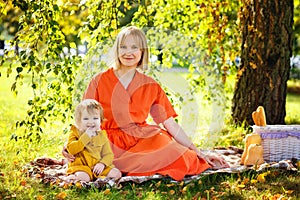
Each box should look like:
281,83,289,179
0,70,300,200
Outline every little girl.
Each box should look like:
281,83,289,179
64,99,121,182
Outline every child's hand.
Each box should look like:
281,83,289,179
93,163,105,175
85,128,97,137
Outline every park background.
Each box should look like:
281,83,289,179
1,0,300,199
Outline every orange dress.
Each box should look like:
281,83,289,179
83,68,210,181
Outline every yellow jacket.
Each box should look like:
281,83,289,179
66,125,115,178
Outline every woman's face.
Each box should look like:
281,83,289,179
118,35,142,69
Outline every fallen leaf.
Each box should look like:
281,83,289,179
166,183,175,187
75,182,82,189
36,174,41,178
103,189,111,195
56,191,67,200
121,191,129,195
20,180,26,186
181,186,188,194
179,181,184,186
250,179,258,184
257,174,266,183
242,178,249,184
192,192,201,200
271,194,282,200
36,195,44,200
169,190,175,195
63,183,69,189
285,190,294,195
155,181,161,187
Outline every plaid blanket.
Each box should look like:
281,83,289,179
22,146,298,188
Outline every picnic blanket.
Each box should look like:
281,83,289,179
22,146,298,188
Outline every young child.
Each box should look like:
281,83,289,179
64,99,121,182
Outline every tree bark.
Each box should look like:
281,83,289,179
232,0,294,125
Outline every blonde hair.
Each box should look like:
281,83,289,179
75,99,104,127
111,26,149,70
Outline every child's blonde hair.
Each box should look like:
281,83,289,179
111,26,149,70
75,99,104,127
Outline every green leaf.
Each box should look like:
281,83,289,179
16,67,23,73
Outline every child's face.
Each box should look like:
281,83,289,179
118,35,142,68
78,108,101,132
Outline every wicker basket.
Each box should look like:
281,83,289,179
252,125,300,162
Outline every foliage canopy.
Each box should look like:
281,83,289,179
0,0,274,141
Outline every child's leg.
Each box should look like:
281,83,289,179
106,168,122,179
64,171,91,182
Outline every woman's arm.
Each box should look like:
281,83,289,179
163,117,230,168
162,117,207,157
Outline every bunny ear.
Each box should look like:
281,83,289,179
257,106,267,126
252,106,267,126
252,111,259,126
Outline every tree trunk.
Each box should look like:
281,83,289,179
232,0,294,125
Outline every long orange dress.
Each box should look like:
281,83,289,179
83,68,210,181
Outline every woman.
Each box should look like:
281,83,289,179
63,26,229,181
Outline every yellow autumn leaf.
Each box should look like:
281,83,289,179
179,181,184,186
257,174,266,183
155,181,161,187
250,179,258,184
36,195,44,200
237,184,245,188
181,186,187,194
285,190,294,195
242,178,249,185
169,190,175,195
103,189,111,195
56,179,61,184
166,183,175,187
75,182,82,189
56,191,67,200
271,194,282,199
63,183,69,189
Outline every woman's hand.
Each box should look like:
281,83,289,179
198,152,230,169
93,163,105,175
62,145,75,162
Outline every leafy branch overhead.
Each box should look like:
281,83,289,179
0,0,296,140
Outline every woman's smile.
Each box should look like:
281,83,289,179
118,35,142,68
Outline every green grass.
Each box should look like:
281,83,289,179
0,70,300,200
